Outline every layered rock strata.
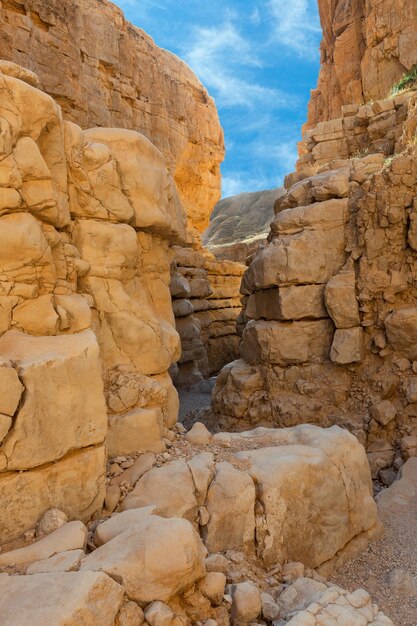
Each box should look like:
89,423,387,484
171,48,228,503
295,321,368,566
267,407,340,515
0,65,186,540
213,90,417,481
308,0,417,126
170,247,245,384
0,0,224,233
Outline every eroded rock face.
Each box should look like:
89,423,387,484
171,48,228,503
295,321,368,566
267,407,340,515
0,66,187,541
0,0,224,233
308,0,417,127
212,91,417,482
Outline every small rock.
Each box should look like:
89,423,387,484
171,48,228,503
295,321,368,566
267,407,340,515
371,400,397,426
145,600,174,626
198,572,227,605
175,422,187,434
104,485,122,513
261,592,281,622
282,562,305,581
385,568,417,595
198,505,210,526
185,422,212,445
109,463,123,476
205,553,230,573
36,509,68,537
379,468,397,486
120,459,134,469
231,581,261,624
116,601,144,626
25,549,84,574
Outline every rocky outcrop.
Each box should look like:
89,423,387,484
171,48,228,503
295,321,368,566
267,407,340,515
308,0,417,127
0,65,186,540
170,247,245,384
212,89,417,482
203,189,284,263
0,423,391,626
0,0,224,233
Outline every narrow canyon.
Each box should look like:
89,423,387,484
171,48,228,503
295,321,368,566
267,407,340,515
0,0,415,624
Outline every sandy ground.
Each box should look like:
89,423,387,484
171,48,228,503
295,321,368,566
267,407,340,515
178,378,215,422
334,496,417,626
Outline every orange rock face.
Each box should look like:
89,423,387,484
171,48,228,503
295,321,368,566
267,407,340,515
0,0,224,232
308,0,417,127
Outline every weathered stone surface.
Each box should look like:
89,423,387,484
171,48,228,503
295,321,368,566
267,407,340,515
0,0,224,232
0,330,107,470
81,516,206,604
307,0,417,126
0,571,124,626
330,327,365,364
26,549,85,574
203,462,256,553
121,460,198,522
93,507,156,547
0,521,87,568
107,407,165,456
0,446,106,543
385,307,417,360
325,266,360,328
241,319,334,366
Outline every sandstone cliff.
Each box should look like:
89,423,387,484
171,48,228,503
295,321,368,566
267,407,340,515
308,0,417,127
0,0,224,232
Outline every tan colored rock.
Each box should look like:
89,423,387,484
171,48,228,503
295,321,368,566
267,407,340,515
330,327,365,364
241,319,334,366
81,515,207,604
107,407,165,456
0,330,107,470
371,400,397,427
385,307,417,360
198,572,227,606
0,0,224,232
26,549,85,574
93,507,157,547
0,571,124,626
116,601,144,626
325,266,360,328
0,521,87,568
203,462,256,554
0,445,106,543
121,460,198,522
144,601,174,626
0,366,23,417
231,581,261,624
185,422,212,445
36,509,69,537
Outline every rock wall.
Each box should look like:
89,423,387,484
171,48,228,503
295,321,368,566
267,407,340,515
0,0,224,234
203,189,284,264
212,88,417,482
170,247,245,385
308,0,417,127
0,64,186,541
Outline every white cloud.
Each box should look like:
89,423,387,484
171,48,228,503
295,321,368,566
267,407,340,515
269,0,321,57
182,22,289,109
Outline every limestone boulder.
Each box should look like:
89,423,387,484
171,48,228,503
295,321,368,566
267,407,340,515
330,327,365,364
385,307,417,360
203,462,256,553
241,319,334,366
0,330,107,470
0,571,124,626
325,266,360,328
80,515,206,604
121,460,198,522
0,446,106,543
107,407,165,456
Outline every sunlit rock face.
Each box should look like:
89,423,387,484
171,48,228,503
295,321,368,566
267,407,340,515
0,0,224,234
307,0,417,127
0,64,187,541
212,83,417,482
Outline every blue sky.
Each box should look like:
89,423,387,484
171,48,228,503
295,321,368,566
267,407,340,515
113,0,321,198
